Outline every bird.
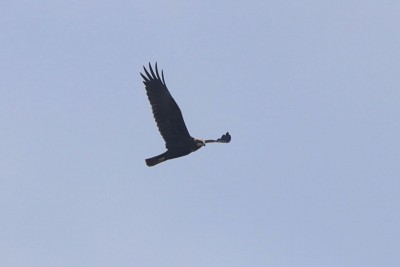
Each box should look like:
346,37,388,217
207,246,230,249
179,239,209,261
141,62,231,167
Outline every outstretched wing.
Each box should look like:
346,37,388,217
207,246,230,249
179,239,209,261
141,63,192,149
205,132,231,143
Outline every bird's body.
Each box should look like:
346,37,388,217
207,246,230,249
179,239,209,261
145,137,205,166
141,63,231,166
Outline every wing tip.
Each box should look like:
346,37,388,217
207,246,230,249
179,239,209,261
141,62,166,85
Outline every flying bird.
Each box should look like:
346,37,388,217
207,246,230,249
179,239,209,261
141,63,231,166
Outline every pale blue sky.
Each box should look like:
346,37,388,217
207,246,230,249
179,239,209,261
1,1,399,266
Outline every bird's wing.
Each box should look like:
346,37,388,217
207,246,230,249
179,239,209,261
141,63,192,149
205,132,231,143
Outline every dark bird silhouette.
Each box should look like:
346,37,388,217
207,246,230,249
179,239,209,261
141,63,231,166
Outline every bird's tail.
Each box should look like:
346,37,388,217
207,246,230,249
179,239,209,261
145,153,168,167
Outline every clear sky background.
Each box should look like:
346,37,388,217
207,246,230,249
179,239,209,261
1,1,399,266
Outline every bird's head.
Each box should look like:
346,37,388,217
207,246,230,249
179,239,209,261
193,138,206,151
